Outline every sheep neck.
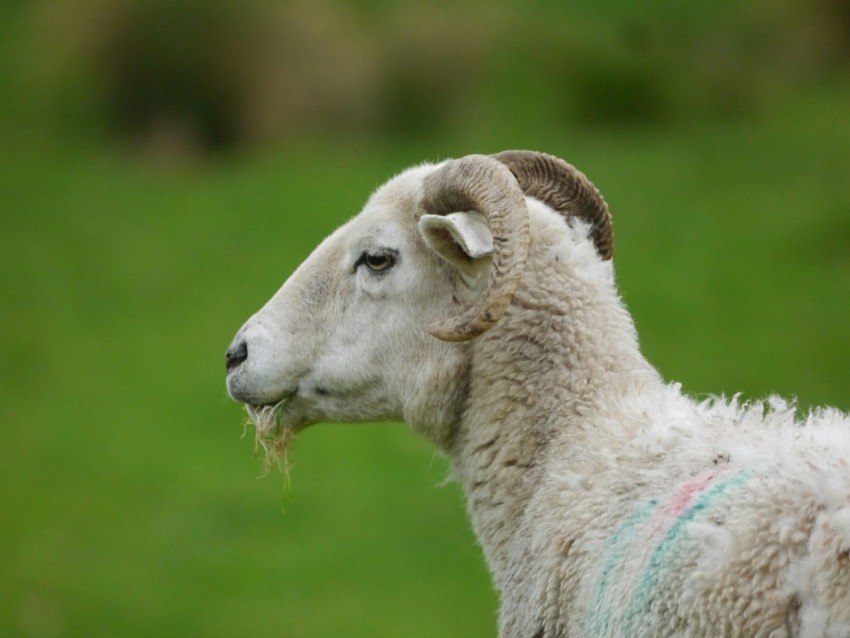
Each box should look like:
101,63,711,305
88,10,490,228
447,260,660,591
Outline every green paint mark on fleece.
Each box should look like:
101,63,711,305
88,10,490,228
620,469,755,637
585,498,658,637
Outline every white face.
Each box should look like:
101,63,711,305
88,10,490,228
225,164,493,435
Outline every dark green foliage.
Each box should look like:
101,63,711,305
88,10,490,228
3,0,849,155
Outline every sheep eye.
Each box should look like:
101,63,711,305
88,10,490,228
360,252,396,272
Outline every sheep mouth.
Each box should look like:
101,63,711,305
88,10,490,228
244,396,296,473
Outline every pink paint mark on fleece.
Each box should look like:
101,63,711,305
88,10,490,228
661,470,720,519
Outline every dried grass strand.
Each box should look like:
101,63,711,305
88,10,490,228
244,398,294,477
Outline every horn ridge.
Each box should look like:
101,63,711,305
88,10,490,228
492,150,613,260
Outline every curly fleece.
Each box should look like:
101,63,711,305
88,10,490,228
448,204,850,637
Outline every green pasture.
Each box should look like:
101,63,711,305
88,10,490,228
2,1,849,636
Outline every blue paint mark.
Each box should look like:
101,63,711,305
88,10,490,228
585,498,658,637
620,470,755,637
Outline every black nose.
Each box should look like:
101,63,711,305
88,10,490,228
225,339,248,372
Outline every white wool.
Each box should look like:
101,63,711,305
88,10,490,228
226,154,850,638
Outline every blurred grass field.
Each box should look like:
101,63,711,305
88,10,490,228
2,1,850,637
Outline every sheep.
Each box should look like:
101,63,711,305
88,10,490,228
224,151,850,638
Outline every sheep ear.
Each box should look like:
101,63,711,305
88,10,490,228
419,212,493,286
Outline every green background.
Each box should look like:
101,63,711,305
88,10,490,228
2,1,849,636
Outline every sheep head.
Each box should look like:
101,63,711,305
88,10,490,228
224,151,611,461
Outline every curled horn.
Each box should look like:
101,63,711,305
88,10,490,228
421,154,530,342
421,151,612,342
492,150,613,260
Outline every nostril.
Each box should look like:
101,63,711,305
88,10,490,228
225,340,248,372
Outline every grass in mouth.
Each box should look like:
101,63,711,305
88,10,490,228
245,399,295,504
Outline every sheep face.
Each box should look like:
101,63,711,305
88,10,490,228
225,164,491,448
226,151,613,459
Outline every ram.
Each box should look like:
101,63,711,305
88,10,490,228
225,151,850,638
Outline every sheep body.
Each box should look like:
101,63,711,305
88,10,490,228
448,202,850,637
519,391,850,637
225,156,850,637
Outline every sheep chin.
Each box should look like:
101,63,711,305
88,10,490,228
245,398,295,475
